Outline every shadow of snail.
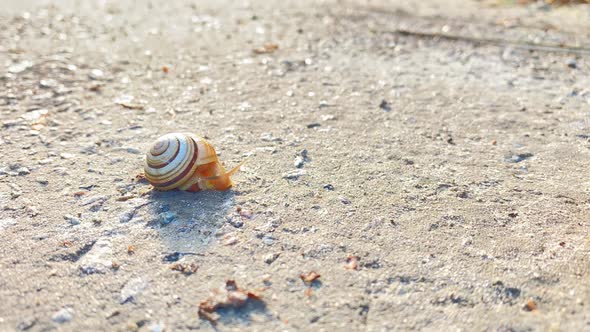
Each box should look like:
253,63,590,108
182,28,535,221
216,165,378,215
142,133,244,253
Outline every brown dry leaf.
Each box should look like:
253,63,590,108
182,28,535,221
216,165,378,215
253,43,279,54
127,245,135,254
300,271,321,285
198,280,265,324
524,299,538,311
170,263,199,275
344,255,359,270
89,84,103,92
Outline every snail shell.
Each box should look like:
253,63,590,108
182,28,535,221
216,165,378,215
144,133,242,192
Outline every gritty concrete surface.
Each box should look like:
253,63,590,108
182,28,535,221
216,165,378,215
1,0,590,331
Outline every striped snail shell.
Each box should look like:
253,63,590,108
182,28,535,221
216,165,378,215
144,133,243,192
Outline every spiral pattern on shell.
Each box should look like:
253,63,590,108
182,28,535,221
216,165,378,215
144,133,218,191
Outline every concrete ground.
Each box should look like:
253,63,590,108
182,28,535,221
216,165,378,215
1,0,589,331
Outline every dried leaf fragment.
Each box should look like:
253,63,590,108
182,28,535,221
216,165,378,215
524,299,538,311
114,95,145,110
253,43,279,54
170,263,199,275
73,191,87,198
89,84,103,92
127,245,135,254
198,280,265,324
300,271,321,285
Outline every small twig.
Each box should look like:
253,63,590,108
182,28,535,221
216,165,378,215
392,28,590,55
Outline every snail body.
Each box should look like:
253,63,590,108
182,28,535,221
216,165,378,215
144,133,243,192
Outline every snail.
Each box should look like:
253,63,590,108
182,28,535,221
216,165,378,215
144,133,244,192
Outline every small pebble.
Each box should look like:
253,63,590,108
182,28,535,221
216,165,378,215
64,214,81,225
223,236,238,246
158,211,177,225
264,252,280,264
80,195,107,207
125,147,141,154
79,239,112,274
294,156,305,168
119,210,136,223
282,169,306,180
16,318,37,331
338,196,351,205
260,132,282,142
262,236,275,245
60,153,75,159
120,277,148,304
51,308,73,323
7,60,33,74
379,99,391,112
2,119,24,128
300,149,309,159
17,167,30,176
505,153,533,163
89,69,104,80
39,79,58,88
323,184,334,191
0,218,17,231
566,59,577,69
227,216,244,228
147,323,165,332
